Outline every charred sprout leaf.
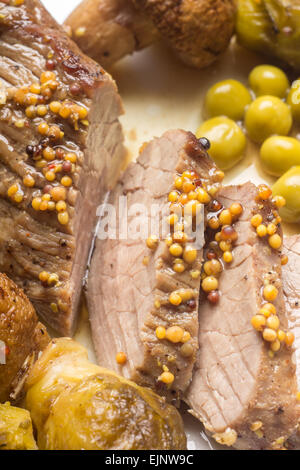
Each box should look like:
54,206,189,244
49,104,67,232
236,0,300,70
25,338,186,450
0,403,37,450
44,374,186,450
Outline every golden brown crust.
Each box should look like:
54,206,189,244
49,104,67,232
0,0,112,96
66,0,236,69
65,0,158,69
0,0,125,335
0,273,49,403
133,0,237,68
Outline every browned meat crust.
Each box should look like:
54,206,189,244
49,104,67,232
0,0,109,92
0,272,49,403
0,0,125,335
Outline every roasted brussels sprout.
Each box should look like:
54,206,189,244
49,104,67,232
0,402,37,450
236,0,300,71
25,338,186,450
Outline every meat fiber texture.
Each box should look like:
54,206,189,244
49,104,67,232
0,0,125,335
186,182,300,450
88,130,220,402
283,235,300,449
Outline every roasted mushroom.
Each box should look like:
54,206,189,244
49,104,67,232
65,0,237,69
0,402,37,450
0,274,49,403
236,0,300,71
25,338,187,450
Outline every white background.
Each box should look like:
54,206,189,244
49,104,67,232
43,0,81,22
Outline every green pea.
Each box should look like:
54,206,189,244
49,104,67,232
260,136,300,177
249,65,289,98
245,95,292,144
273,166,300,223
287,79,300,122
204,79,252,121
196,116,246,170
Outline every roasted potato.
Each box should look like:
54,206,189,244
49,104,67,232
236,0,300,70
65,0,237,69
64,0,158,69
25,338,187,450
0,274,49,403
0,402,37,450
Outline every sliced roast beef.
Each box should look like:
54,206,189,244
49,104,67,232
282,235,300,449
0,0,125,335
186,182,300,450
87,130,222,401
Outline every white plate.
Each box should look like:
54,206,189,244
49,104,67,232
42,0,299,450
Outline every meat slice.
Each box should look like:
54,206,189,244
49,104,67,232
87,130,221,400
185,182,300,450
282,235,300,449
0,0,125,335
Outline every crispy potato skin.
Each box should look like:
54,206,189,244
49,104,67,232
66,0,236,69
0,274,49,403
25,338,187,450
0,402,37,450
65,0,158,68
133,0,237,68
